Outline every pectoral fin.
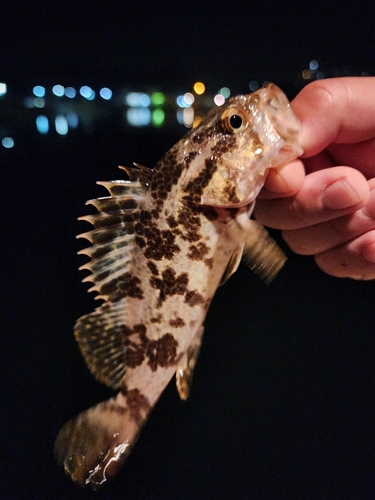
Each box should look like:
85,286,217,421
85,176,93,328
176,326,204,400
219,244,244,286
243,220,286,284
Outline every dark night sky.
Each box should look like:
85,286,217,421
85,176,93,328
2,2,375,499
1,0,375,89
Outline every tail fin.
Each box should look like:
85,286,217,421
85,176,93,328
55,389,150,488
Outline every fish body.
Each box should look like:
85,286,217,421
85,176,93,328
55,83,303,487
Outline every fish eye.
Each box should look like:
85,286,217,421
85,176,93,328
221,109,246,134
229,114,242,129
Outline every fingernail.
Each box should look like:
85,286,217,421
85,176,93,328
321,179,362,210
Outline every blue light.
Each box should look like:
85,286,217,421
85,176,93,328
176,95,186,108
36,115,49,134
55,115,68,135
138,93,151,107
52,85,65,97
126,108,151,126
0,83,7,96
33,97,45,108
65,87,76,98
2,137,14,148
33,85,45,97
80,86,95,100
309,60,319,71
126,92,139,106
249,81,259,91
99,87,112,100
67,113,79,129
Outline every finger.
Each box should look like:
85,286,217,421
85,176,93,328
254,166,370,230
282,180,375,254
258,159,305,199
292,77,375,157
314,230,375,280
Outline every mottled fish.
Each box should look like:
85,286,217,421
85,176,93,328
55,83,303,487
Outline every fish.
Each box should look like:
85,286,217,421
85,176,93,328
54,83,303,488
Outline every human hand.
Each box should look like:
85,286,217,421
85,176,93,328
254,77,375,280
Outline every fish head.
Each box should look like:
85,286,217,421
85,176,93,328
178,83,303,207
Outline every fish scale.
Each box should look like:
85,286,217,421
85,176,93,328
55,83,303,488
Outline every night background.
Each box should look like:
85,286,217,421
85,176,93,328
2,1,375,498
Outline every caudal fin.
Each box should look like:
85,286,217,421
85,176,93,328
55,389,150,488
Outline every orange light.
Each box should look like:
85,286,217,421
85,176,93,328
193,82,205,95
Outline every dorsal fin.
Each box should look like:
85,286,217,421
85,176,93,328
77,165,152,302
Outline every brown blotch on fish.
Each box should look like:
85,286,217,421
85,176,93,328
182,157,218,204
146,333,178,371
204,257,214,269
169,317,186,328
124,388,151,424
147,261,159,276
150,267,189,305
187,242,210,260
177,209,202,243
183,151,199,167
100,272,144,302
184,290,205,307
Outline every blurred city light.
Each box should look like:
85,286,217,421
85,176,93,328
36,115,49,134
100,87,112,100
126,92,150,107
193,82,205,94
151,92,165,106
176,95,185,108
52,85,65,97
183,92,195,106
302,69,312,79
213,94,225,106
24,97,34,108
67,113,79,129
219,87,230,98
177,94,194,108
33,97,45,108
0,82,7,95
127,108,151,126
249,81,259,91
33,85,45,97
55,115,68,135
309,60,319,71
65,87,76,98
151,108,165,127
183,107,194,127
80,86,95,100
2,137,14,148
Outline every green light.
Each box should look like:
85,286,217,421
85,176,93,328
151,92,165,106
152,109,165,127
219,87,230,99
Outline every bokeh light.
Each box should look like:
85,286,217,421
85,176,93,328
52,85,65,97
151,109,165,127
80,86,95,100
151,92,165,106
214,94,225,106
55,115,68,135
2,137,14,148
36,115,49,134
193,82,205,94
33,85,45,97
99,87,112,100
65,87,76,98
219,87,230,98
127,108,151,126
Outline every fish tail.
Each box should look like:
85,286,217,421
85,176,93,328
54,388,150,488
